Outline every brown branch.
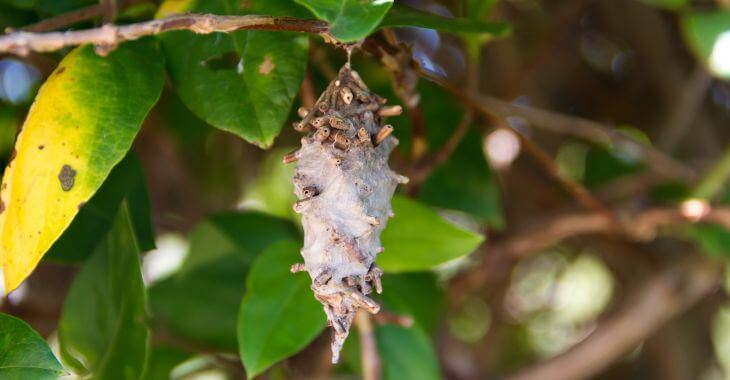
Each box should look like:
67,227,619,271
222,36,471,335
506,255,723,380
356,311,381,380
20,0,148,32
453,89,697,182
456,205,730,292
0,14,329,56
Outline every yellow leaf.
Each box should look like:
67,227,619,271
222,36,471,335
0,40,163,293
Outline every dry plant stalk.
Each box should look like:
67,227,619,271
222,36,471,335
285,64,406,363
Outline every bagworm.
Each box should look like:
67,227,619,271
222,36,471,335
285,64,406,363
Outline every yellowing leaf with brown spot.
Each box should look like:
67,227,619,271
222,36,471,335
0,39,163,293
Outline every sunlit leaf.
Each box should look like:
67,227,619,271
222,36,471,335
158,0,308,147
638,0,688,10
238,240,327,378
380,3,509,37
0,313,64,379
150,212,297,350
0,39,163,293
683,11,730,79
379,196,484,272
240,147,298,221
58,204,149,379
294,0,393,42
45,155,154,262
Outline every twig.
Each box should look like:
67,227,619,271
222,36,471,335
455,205,730,292
373,309,414,327
0,13,329,56
406,111,473,189
657,65,713,152
506,255,722,380
516,128,617,220
356,311,381,380
20,0,147,33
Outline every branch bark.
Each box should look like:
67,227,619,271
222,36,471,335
506,255,723,380
0,14,329,56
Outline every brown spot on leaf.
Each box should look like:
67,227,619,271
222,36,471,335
56,66,66,75
58,165,76,191
9,149,16,163
258,55,275,75
0,200,5,214
77,201,86,209
38,145,44,150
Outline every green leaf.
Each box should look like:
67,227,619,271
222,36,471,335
238,240,327,378
377,325,441,380
141,345,191,380
159,0,308,147
379,196,484,272
0,313,64,379
46,154,154,262
682,11,730,79
638,0,688,10
241,147,298,221
380,3,509,37
294,0,393,42
58,204,149,379
150,212,297,350
379,273,444,332
0,38,164,293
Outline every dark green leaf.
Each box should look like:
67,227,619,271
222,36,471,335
686,224,730,257
58,204,149,379
380,273,444,331
238,240,327,379
159,0,308,147
150,212,297,350
141,345,191,380
682,11,730,79
380,3,509,37
0,313,64,379
420,129,503,227
379,196,484,272
294,0,393,42
46,154,154,262
377,325,441,380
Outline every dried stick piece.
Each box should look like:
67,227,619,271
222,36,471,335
507,256,722,380
0,14,329,56
356,311,382,380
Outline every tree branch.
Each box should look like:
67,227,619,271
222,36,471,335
506,255,723,380
0,13,329,56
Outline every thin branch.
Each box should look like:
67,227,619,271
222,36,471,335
455,205,730,292
657,65,713,152
19,0,151,33
0,13,329,56
356,311,381,380
506,255,723,380
406,111,473,188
